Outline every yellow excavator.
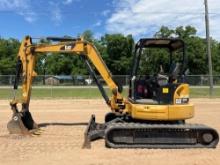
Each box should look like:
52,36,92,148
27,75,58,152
7,36,219,148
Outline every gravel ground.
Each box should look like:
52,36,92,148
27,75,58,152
0,99,219,165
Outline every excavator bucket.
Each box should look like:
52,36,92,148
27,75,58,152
7,112,30,134
7,104,38,135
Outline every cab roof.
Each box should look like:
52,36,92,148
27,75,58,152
136,38,184,51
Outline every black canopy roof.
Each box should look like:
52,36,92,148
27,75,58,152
136,38,184,51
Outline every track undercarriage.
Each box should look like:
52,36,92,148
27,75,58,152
83,114,219,149
7,110,219,149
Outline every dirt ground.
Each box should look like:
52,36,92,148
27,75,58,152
0,99,220,165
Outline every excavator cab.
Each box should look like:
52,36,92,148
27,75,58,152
129,38,187,105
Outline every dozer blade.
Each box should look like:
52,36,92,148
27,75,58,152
82,115,125,149
82,115,105,149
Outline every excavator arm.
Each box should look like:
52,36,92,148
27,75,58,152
8,36,125,135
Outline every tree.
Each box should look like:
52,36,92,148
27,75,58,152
211,40,220,74
175,26,197,39
81,30,94,42
153,26,212,74
0,38,20,75
1,26,220,76
101,34,134,74
154,26,175,38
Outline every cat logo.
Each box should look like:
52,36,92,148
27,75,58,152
60,44,75,51
65,45,72,50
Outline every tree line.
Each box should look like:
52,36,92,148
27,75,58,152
0,26,220,76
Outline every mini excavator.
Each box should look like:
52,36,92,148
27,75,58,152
7,36,219,148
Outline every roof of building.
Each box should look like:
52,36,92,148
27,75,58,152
53,75,73,80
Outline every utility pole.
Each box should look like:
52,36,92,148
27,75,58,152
204,0,213,97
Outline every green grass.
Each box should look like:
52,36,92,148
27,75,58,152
1,87,220,99
0,88,110,99
190,88,220,98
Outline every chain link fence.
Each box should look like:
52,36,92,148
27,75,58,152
0,75,130,86
0,75,220,99
1,75,220,86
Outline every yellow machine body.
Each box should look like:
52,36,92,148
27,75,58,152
127,84,194,121
128,102,194,121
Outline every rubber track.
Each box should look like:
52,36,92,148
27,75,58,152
105,123,219,148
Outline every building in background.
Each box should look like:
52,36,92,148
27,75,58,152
45,75,73,85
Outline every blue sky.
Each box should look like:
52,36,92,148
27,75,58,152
0,0,220,40
0,0,113,39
